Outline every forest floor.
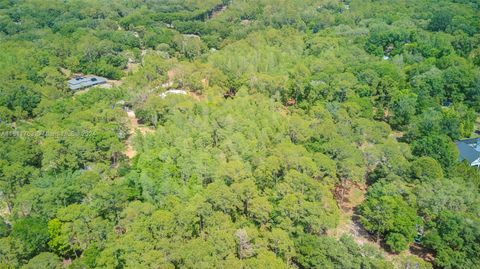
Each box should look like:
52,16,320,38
328,182,434,265
122,63,203,159
188,91,204,101
124,109,154,159
210,4,227,19
126,58,141,74
390,130,404,140
162,67,206,101
122,90,201,160
330,182,384,248
207,0,230,20
330,181,432,264
124,110,137,159
0,202,10,219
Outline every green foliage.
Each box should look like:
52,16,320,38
412,134,458,169
11,217,49,259
0,217,10,238
385,233,409,253
0,0,479,268
360,195,420,253
423,211,480,268
365,24,416,57
389,90,417,129
398,255,433,269
415,177,480,220
429,10,453,32
410,157,444,181
0,86,41,117
21,252,61,269
294,234,392,269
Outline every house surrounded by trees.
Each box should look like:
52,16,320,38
68,76,107,90
456,138,480,167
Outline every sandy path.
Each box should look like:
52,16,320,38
330,182,434,264
330,183,398,261
124,109,154,159
124,110,138,158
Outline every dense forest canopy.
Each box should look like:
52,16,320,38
0,0,479,268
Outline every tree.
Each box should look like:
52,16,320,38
359,195,420,253
266,228,295,265
11,217,49,260
0,0,479,268
423,211,480,269
48,204,112,259
415,177,480,221
0,237,23,268
385,233,409,253
0,84,41,117
0,217,10,238
231,179,259,216
234,228,255,259
294,234,392,269
428,10,453,32
389,90,417,129
410,157,444,181
398,255,433,269
412,134,458,170
173,34,207,60
21,252,61,269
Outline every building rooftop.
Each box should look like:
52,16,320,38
160,89,187,99
456,138,480,164
68,76,107,90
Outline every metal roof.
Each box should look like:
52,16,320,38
68,76,107,90
455,138,480,164
160,89,187,99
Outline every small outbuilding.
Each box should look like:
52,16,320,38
68,76,107,91
456,138,480,167
160,89,187,99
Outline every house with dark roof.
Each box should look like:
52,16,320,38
68,76,107,90
455,138,480,167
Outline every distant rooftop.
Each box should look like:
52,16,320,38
456,138,480,166
68,76,107,90
160,89,187,99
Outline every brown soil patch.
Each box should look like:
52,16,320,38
210,5,227,19
390,130,404,140
409,244,435,263
124,109,154,159
167,69,176,82
329,181,436,266
188,91,204,101
126,62,140,74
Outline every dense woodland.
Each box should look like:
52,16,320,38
0,0,480,268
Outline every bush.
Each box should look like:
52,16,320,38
386,233,409,253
